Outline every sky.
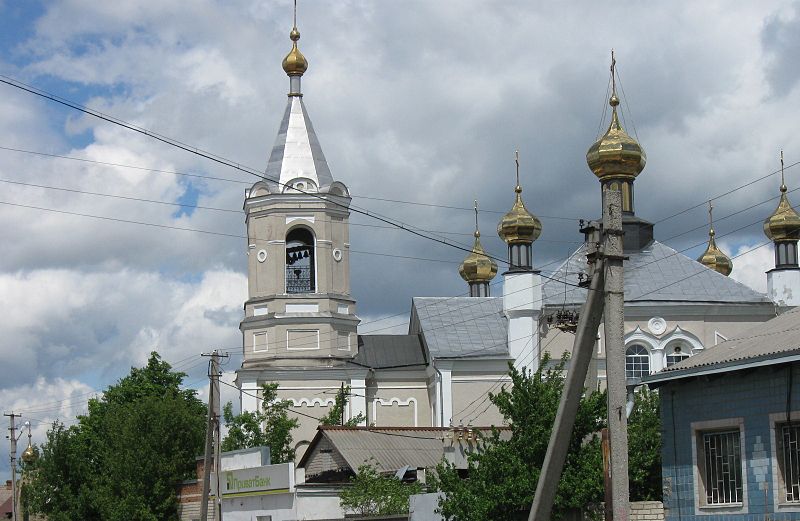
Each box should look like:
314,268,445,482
0,0,799,468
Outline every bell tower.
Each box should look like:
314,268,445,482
238,15,360,382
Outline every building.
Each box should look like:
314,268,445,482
644,306,800,520
235,16,800,459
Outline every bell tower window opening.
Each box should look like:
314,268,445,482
286,227,315,293
776,241,799,268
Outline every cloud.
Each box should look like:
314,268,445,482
725,241,774,294
0,0,798,438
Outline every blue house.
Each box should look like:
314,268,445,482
644,307,800,521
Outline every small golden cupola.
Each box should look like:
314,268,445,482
764,152,800,269
697,202,733,276
497,151,542,271
460,201,498,297
586,51,646,214
282,4,308,96
21,421,37,465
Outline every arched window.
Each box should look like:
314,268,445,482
666,343,691,367
286,227,315,293
625,344,650,379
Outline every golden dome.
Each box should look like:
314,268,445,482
497,186,542,245
282,26,308,77
459,230,498,284
697,229,733,276
21,441,37,464
764,154,800,242
586,95,646,180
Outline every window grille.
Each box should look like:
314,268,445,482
702,430,743,505
625,344,650,378
782,423,800,502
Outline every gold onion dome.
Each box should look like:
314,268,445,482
497,185,542,245
459,230,498,283
21,442,36,464
586,94,646,180
697,203,732,276
764,155,800,242
282,26,308,77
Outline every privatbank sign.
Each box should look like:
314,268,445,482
213,462,295,498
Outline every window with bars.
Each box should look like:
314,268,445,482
780,423,800,502
701,430,743,505
625,344,650,378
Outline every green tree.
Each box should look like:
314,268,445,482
26,352,206,521
627,387,662,501
434,356,607,521
339,461,423,517
320,384,366,427
221,382,299,463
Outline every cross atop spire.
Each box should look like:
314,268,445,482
514,150,521,193
474,200,480,238
708,200,715,237
781,150,787,193
609,49,619,109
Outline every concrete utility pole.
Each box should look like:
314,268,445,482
528,222,605,521
5,411,21,521
603,189,629,521
201,351,223,521
529,190,629,520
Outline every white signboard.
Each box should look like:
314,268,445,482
212,462,295,498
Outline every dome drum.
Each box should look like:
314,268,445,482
507,243,532,271
602,179,634,214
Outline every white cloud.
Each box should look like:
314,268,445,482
726,241,774,294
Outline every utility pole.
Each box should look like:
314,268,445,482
528,221,605,521
200,351,225,521
529,190,629,520
603,189,629,521
5,411,21,521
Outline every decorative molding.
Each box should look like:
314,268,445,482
286,216,315,224
291,397,335,407
257,249,267,263
647,317,667,336
373,397,418,427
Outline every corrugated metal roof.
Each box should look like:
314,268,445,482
543,241,771,306
318,427,445,473
354,335,427,369
644,307,800,384
411,297,509,359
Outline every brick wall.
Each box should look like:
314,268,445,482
630,501,664,521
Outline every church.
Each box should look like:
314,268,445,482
234,19,800,459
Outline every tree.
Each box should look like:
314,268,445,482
434,355,607,521
339,461,423,517
26,352,206,521
320,384,366,427
627,387,662,501
221,382,299,463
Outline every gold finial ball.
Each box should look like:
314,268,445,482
764,192,800,242
498,191,542,245
610,94,620,107
282,28,308,77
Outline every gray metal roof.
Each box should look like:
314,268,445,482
543,240,771,306
264,96,335,191
301,427,447,473
411,297,509,359
354,335,427,369
644,307,800,385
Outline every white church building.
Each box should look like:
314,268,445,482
235,19,800,459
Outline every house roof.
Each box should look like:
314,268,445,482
410,297,509,359
353,335,427,369
643,307,800,385
543,240,771,307
299,426,450,475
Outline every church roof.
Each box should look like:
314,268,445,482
353,335,427,369
264,96,335,191
543,240,771,306
410,297,509,359
644,307,798,385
